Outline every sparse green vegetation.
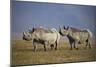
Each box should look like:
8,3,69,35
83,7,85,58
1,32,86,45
11,40,96,66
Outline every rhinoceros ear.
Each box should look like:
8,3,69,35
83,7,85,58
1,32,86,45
32,26,35,32
66,26,69,30
63,25,66,29
23,32,26,35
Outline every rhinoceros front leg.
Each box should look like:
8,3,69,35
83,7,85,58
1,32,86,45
33,40,36,52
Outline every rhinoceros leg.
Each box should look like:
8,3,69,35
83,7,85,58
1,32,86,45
50,44,54,50
55,42,57,50
43,44,46,51
33,40,36,52
74,41,78,50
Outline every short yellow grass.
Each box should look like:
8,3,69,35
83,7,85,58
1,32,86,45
11,40,96,66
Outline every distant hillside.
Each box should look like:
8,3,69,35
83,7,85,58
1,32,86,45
11,33,22,40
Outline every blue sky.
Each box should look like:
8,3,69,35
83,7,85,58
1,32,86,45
11,1,96,39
